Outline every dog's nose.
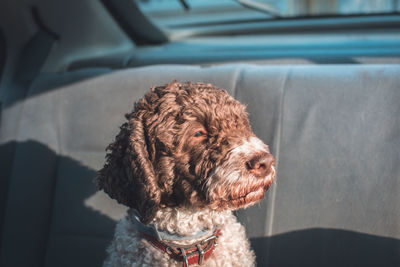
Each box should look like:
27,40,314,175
246,152,275,178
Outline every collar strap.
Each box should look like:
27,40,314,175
142,229,221,267
130,209,215,241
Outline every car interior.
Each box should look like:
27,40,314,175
0,0,399,266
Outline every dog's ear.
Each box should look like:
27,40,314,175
97,109,160,224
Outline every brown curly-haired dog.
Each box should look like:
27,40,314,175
97,81,275,267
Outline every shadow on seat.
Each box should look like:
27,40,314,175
0,140,117,267
251,228,400,266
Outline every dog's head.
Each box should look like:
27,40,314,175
97,81,275,224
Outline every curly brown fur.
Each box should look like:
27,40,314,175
97,81,275,225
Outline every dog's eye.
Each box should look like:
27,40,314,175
194,131,205,137
193,129,207,138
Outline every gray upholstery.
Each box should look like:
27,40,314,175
1,64,399,267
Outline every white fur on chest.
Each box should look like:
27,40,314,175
103,209,255,267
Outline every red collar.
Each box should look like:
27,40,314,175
141,229,221,266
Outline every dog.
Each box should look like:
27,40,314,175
97,81,275,266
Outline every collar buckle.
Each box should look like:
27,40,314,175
180,248,189,267
201,233,219,245
196,244,205,265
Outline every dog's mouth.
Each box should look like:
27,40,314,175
231,177,274,207
231,188,265,207
208,170,275,210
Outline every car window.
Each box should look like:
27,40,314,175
135,0,400,30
